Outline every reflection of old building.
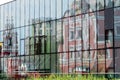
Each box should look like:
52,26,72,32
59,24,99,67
2,17,18,56
24,18,57,72
25,18,55,55
58,0,120,73
1,17,18,73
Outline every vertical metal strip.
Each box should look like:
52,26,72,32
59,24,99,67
55,0,58,73
19,0,21,77
113,0,115,77
61,0,63,74
39,0,41,73
104,0,107,75
44,0,45,72
49,0,51,73
24,0,26,76
67,0,70,73
74,0,76,74
29,0,30,73
88,0,91,73
2,5,4,77
33,0,35,72
15,0,17,78
0,4,1,77
81,0,83,74
96,0,98,74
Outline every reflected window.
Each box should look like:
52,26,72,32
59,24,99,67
81,0,89,13
114,0,120,6
98,50,105,59
105,0,113,8
98,50,111,59
76,29,82,39
105,30,113,43
39,30,42,35
70,0,81,15
97,0,104,10
69,46,75,59
115,26,120,36
69,30,75,40
89,0,96,11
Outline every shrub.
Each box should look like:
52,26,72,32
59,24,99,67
26,74,111,80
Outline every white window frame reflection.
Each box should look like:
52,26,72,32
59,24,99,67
114,0,120,7
69,46,75,60
115,24,120,36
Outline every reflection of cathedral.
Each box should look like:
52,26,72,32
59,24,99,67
2,17,18,56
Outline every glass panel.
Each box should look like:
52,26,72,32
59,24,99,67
57,19,64,53
11,2,15,28
97,0,104,10
30,0,35,25
16,0,21,27
20,0,25,27
62,0,71,17
97,49,105,73
105,30,113,47
114,0,120,7
35,0,39,19
97,11,105,48
81,0,89,13
51,0,55,19
82,14,89,50
89,0,96,11
25,0,30,25
56,0,63,18
0,6,3,31
3,4,8,31
105,0,113,8
106,49,113,73
89,12,97,49
115,49,120,72
46,0,51,18
114,7,120,47
16,28,20,55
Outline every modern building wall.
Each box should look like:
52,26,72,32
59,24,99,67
0,0,120,76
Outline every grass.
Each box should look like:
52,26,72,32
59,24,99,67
26,74,119,80
1,73,119,80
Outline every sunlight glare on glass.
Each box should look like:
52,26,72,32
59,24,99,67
0,0,13,5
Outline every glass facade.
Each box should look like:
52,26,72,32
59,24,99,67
0,0,120,78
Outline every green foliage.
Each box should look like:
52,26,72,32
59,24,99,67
26,74,119,80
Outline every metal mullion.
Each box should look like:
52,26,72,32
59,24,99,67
0,4,1,76
33,0,35,72
10,2,12,77
67,0,70,73
39,0,41,73
44,0,45,72
96,11,99,73
104,4,107,75
113,1,115,77
19,0,22,77
28,0,30,73
3,4,5,77
61,0,63,73
74,0,77,74
55,0,57,73
81,0,83,75
88,11,91,73
103,0,107,75
24,0,26,75
49,0,51,73
14,0,17,77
